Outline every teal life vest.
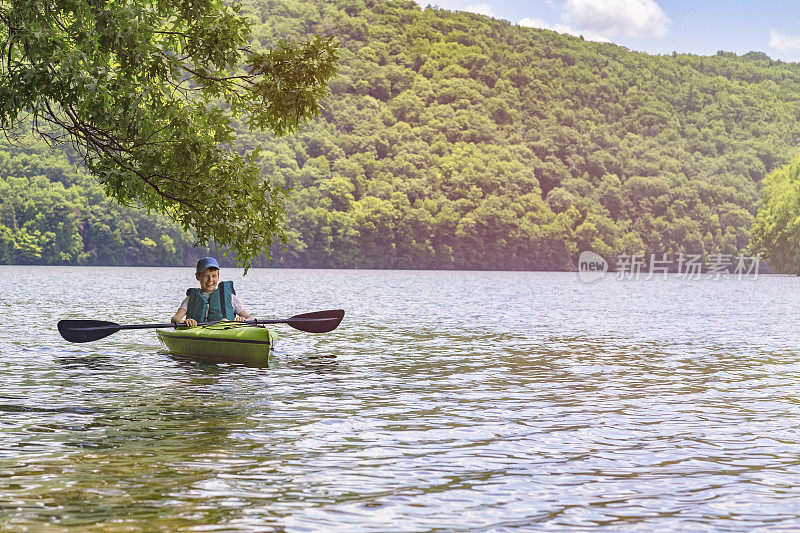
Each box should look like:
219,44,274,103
185,281,236,322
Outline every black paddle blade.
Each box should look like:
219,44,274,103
58,320,121,343
287,309,345,333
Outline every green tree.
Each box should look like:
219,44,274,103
750,155,800,273
0,0,338,269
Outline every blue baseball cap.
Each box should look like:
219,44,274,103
196,257,220,272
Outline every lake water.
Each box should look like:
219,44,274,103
2,266,800,530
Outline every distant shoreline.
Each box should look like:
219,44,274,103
0,263,778,275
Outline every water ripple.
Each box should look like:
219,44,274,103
1,267,800,530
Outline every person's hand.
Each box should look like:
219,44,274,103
185,318,197,327
234,315,248,322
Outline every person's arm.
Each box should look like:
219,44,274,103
171,300,197,327
232,295,251,321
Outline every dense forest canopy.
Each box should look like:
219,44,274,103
3,0,800,270
750,153,800,273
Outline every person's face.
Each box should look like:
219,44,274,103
195,268,220,292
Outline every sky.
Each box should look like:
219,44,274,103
414,0,800,63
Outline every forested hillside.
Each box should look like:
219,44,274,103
3,0,800,269
0,137,204,265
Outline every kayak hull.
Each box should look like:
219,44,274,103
157,322,277,365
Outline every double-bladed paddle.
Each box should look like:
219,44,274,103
58,309,345,343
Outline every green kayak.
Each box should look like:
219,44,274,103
157,322,278,364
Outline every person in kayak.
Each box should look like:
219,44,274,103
170,257,253,326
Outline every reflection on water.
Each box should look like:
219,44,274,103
1,266,800,530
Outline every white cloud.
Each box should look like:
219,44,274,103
518,17,611,43
769,30,800,51
563,0,670,38
518,17,572,35
465,3,496,17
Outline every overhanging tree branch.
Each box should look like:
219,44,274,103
0,0,339,271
